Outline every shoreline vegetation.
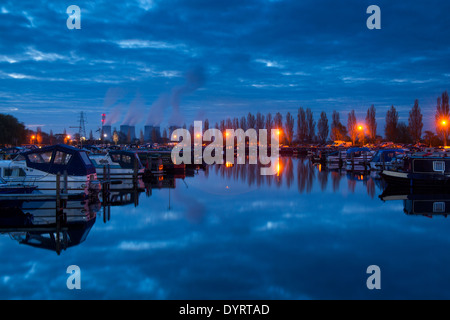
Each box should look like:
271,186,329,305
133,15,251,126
1,90,448,149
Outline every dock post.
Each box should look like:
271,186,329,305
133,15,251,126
133,157,138,188
364,152,367,173
381,152,385,170
351,153,354,171
56,172,61,217
63,170,68,194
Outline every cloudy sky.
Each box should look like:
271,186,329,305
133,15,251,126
0,0,449,135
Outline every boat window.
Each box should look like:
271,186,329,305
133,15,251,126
433,161,445,172
18,168,26,177
3,168,26,177
14,154,26,161
433,202,445,213
54,151,72,165
28,151,53,163
41,151,53,163
122,155,132,164
111,154,121,162
80,152,93,166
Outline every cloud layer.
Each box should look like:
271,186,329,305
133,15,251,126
0,0,449,133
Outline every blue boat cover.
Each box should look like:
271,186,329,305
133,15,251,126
346,147,370,154
371,149,405,162
21,144,96,176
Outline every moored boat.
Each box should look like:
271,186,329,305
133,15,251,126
369,149,406,171
0,144,100,196
345,147,375,171
380,153,450,188
0,177,37,194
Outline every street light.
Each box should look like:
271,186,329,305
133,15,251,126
441,119,449,146
358,125,365,146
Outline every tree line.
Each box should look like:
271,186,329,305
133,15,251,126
202,90,448,147
1,90,448,147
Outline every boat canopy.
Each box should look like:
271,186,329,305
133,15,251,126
109,150,143,169
371,149,405,163
346,147,370,154
21,144,96,176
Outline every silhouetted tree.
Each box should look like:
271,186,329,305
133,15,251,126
265,113,273,140
239,116,247,131
297,107,307,142
347,110,357,146
436,91,450,146
365,105,377,142
330,111,347,141
385,105,398,142
247,112,256,129
408,99,423,143
397,122,413,144
306,108,315,142
317,111,329,143
285,112,294,145
424,130,441,147
256,112,265,131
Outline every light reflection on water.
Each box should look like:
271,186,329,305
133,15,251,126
1,157,450,300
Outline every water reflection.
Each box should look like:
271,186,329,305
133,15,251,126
380,186,450,218
0,198,100,254
209,156,382,198
1,156,450,299
0,156,427,256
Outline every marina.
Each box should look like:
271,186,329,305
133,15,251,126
1,0,449,303
1,142,450,299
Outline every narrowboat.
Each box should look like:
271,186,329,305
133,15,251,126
380,154,450,187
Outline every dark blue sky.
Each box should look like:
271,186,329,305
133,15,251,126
0,0,449,136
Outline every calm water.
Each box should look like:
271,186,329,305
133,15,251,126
1,156,450,300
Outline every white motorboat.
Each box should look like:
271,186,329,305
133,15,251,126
0,144,100,196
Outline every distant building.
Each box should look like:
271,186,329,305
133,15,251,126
144,125,161,143
120,125,136,142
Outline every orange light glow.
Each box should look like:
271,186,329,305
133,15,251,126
225,161,233,168
31,135,35,139
358,125,363,131
442,120,447,126
196,134,201,138
67,135,71,140
276,129,281,135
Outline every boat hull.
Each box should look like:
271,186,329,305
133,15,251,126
380,170,450,188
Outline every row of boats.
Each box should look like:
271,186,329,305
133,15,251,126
310,146,450,188
0,144,181,197
1,143,450,197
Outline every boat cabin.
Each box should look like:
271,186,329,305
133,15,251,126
407,155,450,174
108,150,144,170
21,144,96,176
